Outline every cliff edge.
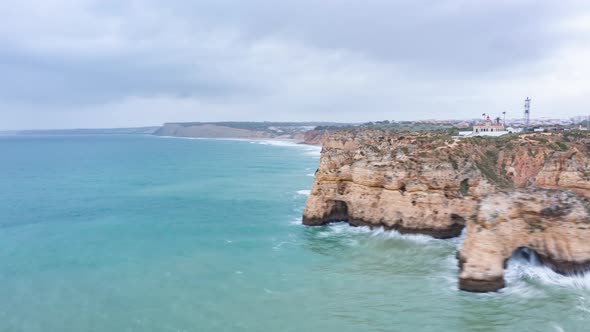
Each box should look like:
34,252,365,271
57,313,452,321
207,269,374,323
303,129,590,291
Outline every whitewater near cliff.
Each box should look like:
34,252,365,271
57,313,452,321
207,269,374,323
303,129,590,292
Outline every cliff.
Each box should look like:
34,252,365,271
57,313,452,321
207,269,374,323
459,189,590,292
154,122,345,143
303,129,590,291
302,129,333,145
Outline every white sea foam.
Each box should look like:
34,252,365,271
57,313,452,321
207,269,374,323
504,257,590,292
250,139,322,156
242,138,322,157
306,173,315,177
296,190,311,196
316,223,438,245
551,323,565,332
451,236,590,296
366,226,438,244
448,228,466,250
311,220,590,306
158,136,322,157
272,241,298,250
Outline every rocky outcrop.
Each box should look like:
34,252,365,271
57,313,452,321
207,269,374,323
303,130,590,291
303,130,497,238
301,129,332,145
303,133,485,238
458,190,590,292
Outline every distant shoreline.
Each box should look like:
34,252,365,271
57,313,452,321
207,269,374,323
156,135,322,146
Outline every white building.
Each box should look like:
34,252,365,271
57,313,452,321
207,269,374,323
459,115,510,137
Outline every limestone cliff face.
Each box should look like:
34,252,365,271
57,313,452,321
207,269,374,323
533,150,590,196
459,190,590,292
303,130,590,291
303,130,493,238
493,135,590,196
301,129,332,145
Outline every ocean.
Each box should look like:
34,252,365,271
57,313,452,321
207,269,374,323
0,135,589,331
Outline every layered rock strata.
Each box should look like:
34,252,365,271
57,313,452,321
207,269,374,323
303,131,495,238
303,130,590,291
459,190,590,292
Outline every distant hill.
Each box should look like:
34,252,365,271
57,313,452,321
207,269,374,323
154,122,351,141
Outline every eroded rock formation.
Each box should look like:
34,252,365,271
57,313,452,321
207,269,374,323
459,190,590,292
303,129,590,291
302,131,491,238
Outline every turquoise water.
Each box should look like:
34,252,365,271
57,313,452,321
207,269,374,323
1,135,589,331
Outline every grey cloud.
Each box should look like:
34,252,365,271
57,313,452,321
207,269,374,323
0,45,260,106
1,0,590,129
161,0,588,72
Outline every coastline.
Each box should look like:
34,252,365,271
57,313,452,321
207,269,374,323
155,135,323,156
154,135,321,146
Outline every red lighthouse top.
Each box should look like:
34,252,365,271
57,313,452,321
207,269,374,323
486,115,491,121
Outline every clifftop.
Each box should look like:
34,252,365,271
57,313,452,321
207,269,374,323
313,129,590,192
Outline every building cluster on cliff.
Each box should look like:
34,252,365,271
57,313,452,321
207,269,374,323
458,114,513,137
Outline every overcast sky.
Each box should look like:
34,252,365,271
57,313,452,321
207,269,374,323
1,0,590,129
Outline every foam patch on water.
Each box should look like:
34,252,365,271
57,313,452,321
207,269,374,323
296,190,311,196
158,136,321,156
307,173,315,177
505,257,590,292
316,223,438,245
272,240,298,250
451,241,590,297
551,323,565,332
367,227,438,244
250,140,322,156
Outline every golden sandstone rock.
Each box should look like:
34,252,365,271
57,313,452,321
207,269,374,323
303,130,590,292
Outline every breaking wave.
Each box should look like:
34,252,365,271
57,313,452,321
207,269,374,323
251,140,321,157
315,223,440,246
504,249,590,292
314,223,590,295
158,136,321,157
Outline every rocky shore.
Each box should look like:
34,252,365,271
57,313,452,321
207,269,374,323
302,129,590,292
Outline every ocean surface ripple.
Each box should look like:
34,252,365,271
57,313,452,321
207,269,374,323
0,135,586,332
